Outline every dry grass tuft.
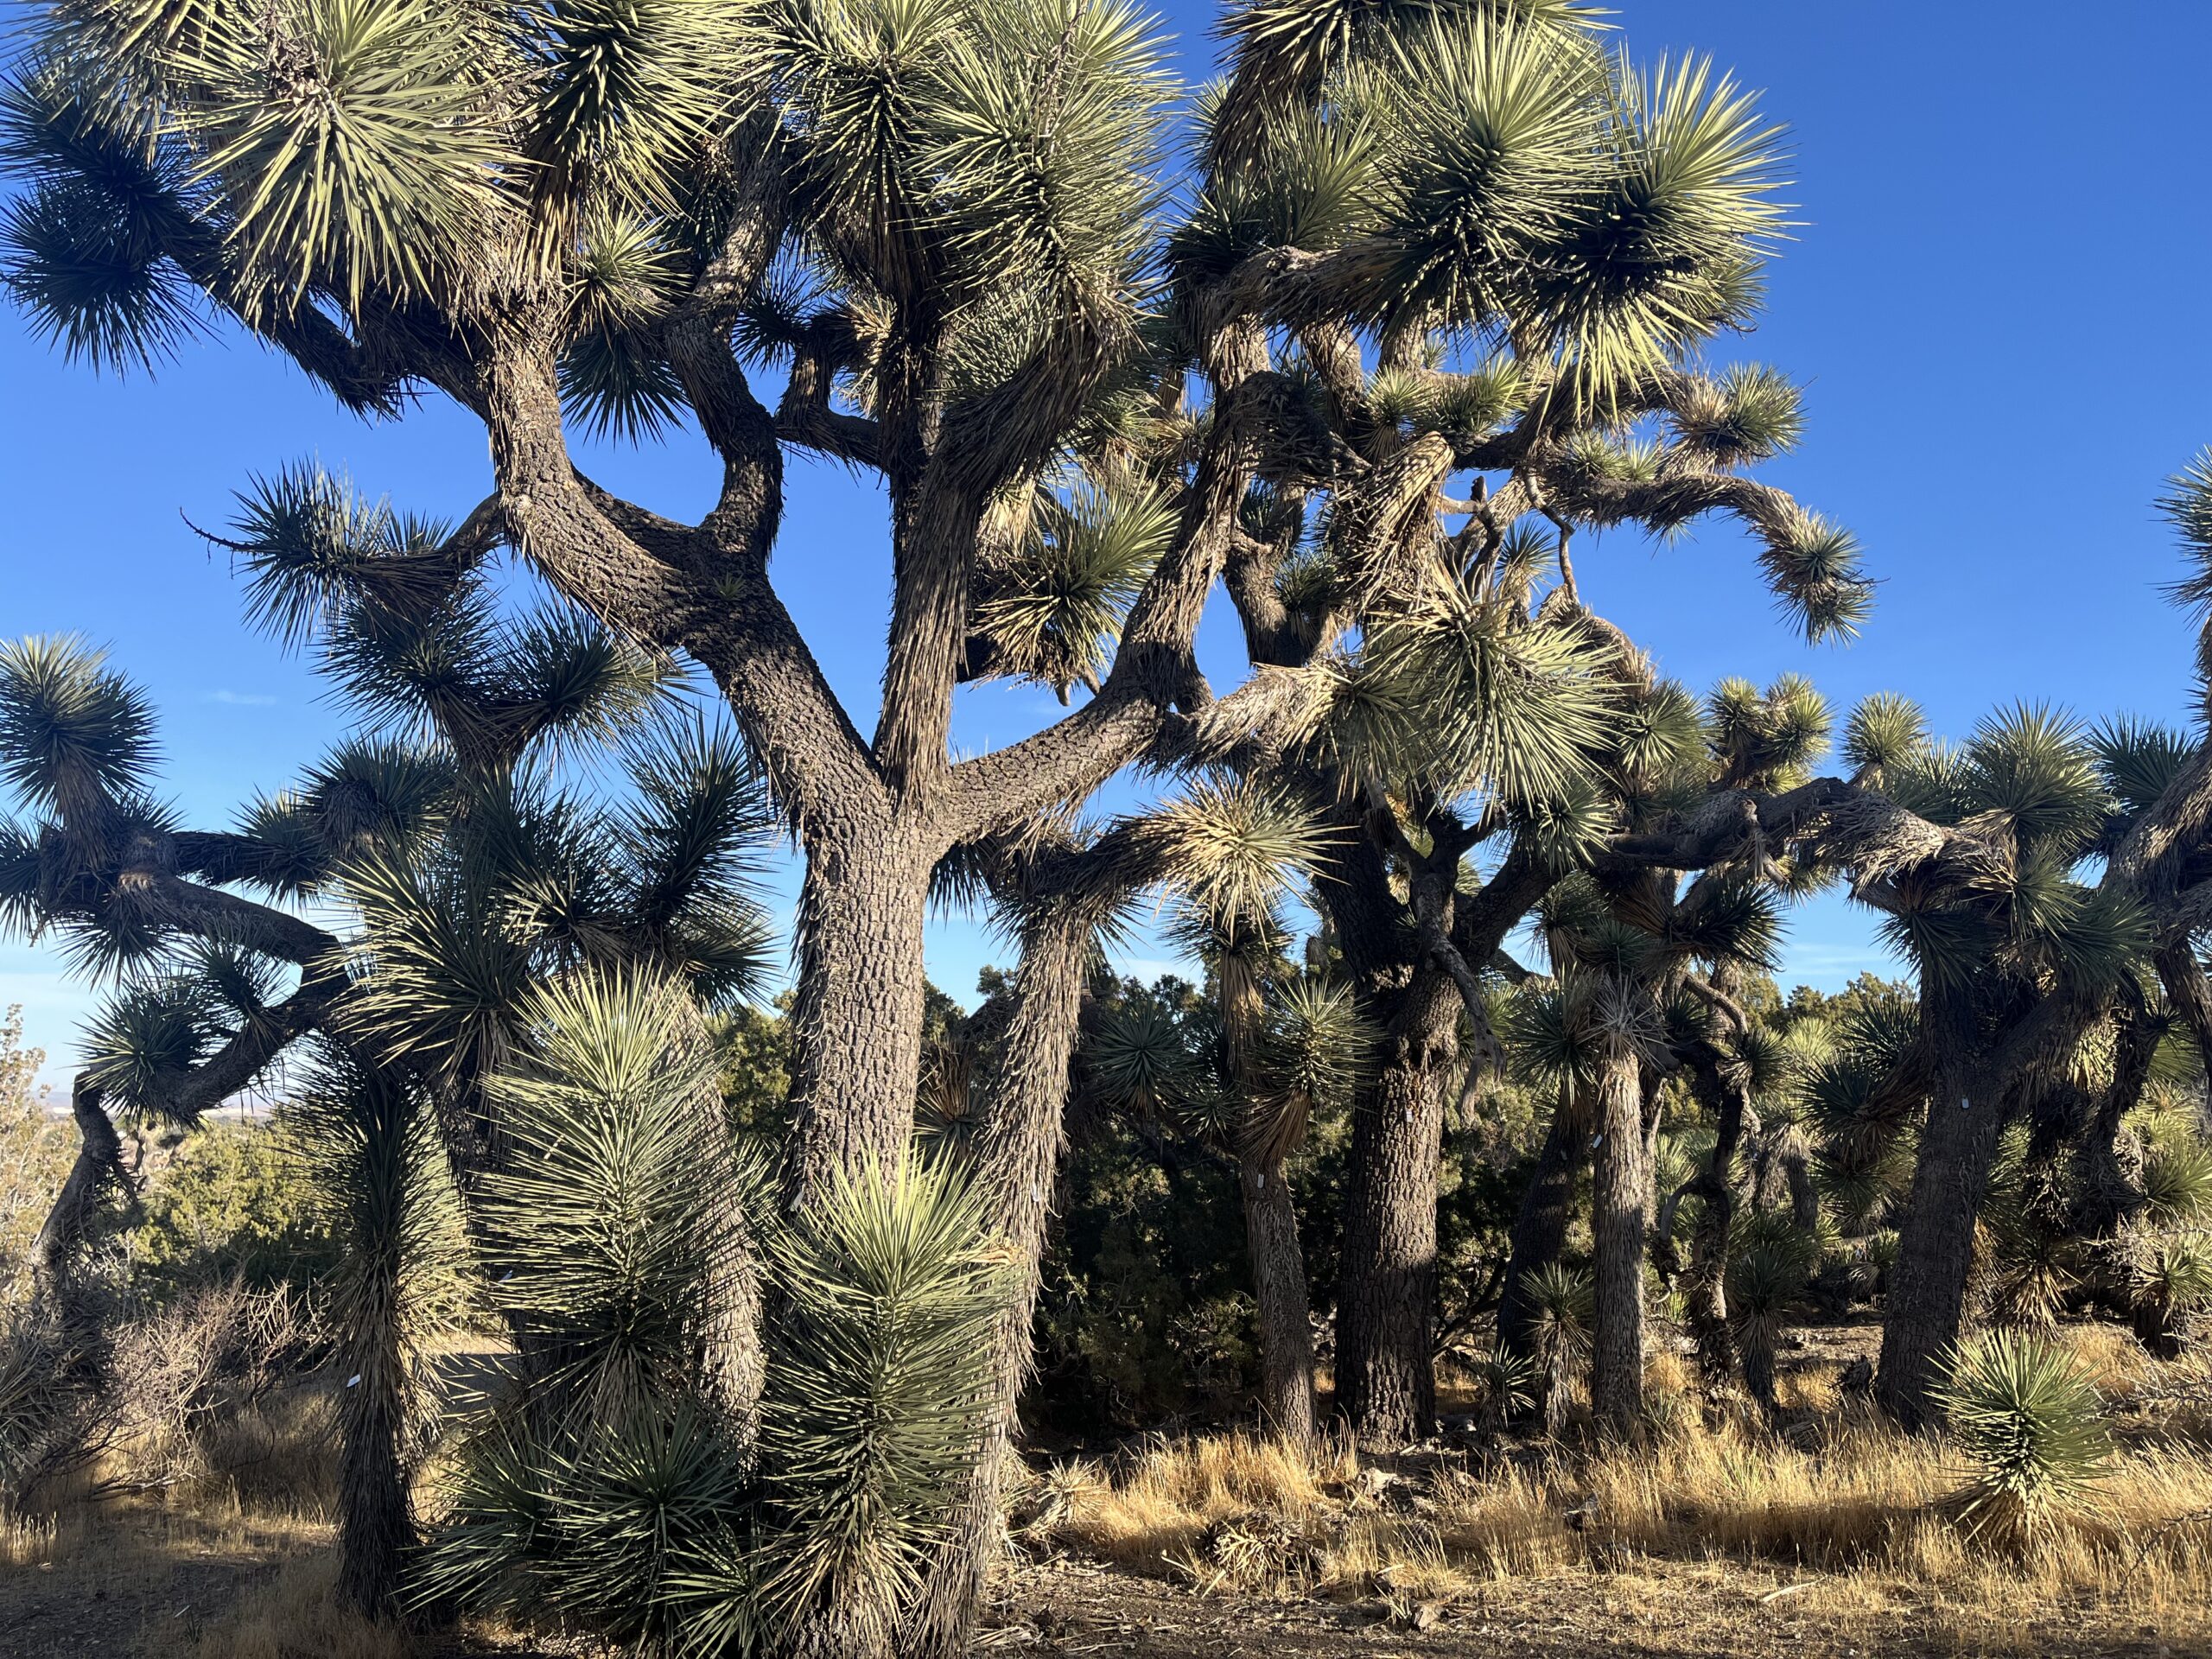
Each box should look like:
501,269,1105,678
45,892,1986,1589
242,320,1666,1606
0,1507,68,1567
1062,1430,1357,1576
188,1551,418,1659
2057,1321,2158,1399
1049,1375,2212,1642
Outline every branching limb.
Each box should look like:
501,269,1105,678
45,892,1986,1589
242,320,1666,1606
942,327,1274,842
486,340,883,829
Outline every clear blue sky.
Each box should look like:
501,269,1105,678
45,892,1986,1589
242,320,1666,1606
5,2,2211,1087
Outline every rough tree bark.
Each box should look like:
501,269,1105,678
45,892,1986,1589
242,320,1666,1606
906,907,1090,1659
1325,825,1547,1445
1239,1151,1319,1441
1874,1089,2008,1427
330,1060,421,1618
1589,1042,1653,1438
1874,978,2007,1429
1335,1018,1451,1444
30,1084,126,1294
1677,1056,1755,1381
2075,990,2156,1238
781,822,936,1204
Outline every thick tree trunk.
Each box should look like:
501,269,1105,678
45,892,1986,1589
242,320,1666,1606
1497,1084,1586,1367
1680,1060,1754,1382
1590,1046,1652,1438
1336,1039,1446,1444
904,912,1089,1659
1876,1065,2008,1429
782,823,935,1205
334,1066,420,1618
1240,1153,1318,1442
30,1083,125,1294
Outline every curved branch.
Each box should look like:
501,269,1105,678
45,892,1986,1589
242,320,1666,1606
484,340,883,829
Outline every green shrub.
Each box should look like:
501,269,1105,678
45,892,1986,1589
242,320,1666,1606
130,1119,340,1300
421,972,1002,1657
1726,1216,1817,1413
0,1007,70,1309
1522,1262,1593,1436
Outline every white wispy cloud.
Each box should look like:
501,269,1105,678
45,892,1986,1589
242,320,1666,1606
204,689,280,707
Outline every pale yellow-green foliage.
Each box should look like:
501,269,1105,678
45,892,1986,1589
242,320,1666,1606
0,1006,68,1307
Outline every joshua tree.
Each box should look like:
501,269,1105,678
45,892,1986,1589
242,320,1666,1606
0,632,369,1287
1079,862,1366,1445
284,1039,469,1615
0,0,1860,1211
1492,457,2212,1427
416,969,1005,1659
3,0,1878,1630
1480,672,1832,1430
1104,10,1872,1436
0,514,778,1610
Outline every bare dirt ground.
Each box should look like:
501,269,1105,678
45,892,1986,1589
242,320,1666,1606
0,1503,315,1659
986,1554,2209,1659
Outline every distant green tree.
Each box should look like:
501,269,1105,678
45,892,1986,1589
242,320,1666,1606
128,1119,339,1300
0,1008,67,1310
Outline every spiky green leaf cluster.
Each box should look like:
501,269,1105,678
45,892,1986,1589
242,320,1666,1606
754,1152,1002,1648
1935,1330,2111,1549
1842,691,1929,784
1122,775,1333,938
477,971,736,1408
0,634,159,823
0,54,210,370
761,0,1168,334
1666,364,1802,467
220,463,675,767
977,482,1178,697
1878,707,2145,998
1326,573,1616,807
340,743,774,1086
1707,672,1828,790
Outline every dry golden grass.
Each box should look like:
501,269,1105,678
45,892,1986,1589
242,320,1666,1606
186,1552,417,1659
0,1505,68,1567
1049,1365,2212,1648
1047,1429,1357,1582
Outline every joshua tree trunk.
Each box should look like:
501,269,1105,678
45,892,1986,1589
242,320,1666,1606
2075,991,2157,1237
1680,1059,1754,1381
334,1066,420,1618
337,1342,410,1618
905,909,1090,1659
30,1083,125,1296
1778,1134,1820,1230
1240,1153,1318,1442
1590,1044,1653,1438
782,822,936,1204
1335,1022,1450,1444
1497,1083,1586,1368
1876,1051,2008,1429
1740,1334,1779,1421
